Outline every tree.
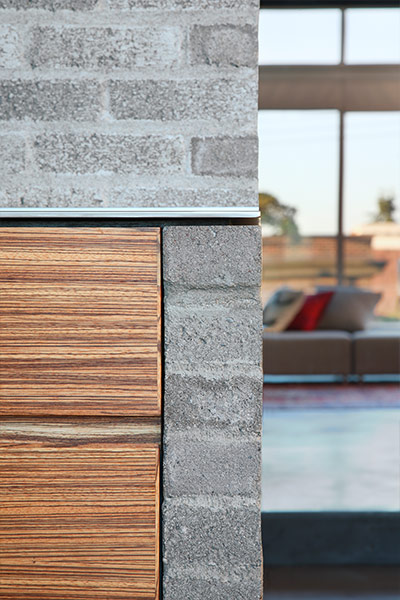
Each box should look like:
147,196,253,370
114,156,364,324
259,192,300,242
373,196,396,223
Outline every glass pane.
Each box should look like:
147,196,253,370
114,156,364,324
345,8,400,64
344,112,400,320
259,9,341,65
259,110,339,304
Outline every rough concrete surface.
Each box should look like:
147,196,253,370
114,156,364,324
163,432,261,497
0,1,98,9
123,0,259,8
190,24,257,68
33,134,185,174
109,78,256,123
0,0,258,209
28,26,184,70
163,226,263,598
163,498,262,573
164,371,262,434
162,576,263,600
0,80,102,121
163,225,262,287
191,136,258,177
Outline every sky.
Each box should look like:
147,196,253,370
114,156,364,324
258,9,400,236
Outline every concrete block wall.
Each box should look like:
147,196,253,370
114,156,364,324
0,0,258,209
163,226,263,599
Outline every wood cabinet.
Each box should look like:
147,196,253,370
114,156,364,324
0,228,161,599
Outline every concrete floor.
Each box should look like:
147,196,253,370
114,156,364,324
262,386,399,599
263,567,400,599
262,403,400,512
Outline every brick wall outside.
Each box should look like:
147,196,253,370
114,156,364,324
262,234,399,316
0,0,258,209
262,235,373,263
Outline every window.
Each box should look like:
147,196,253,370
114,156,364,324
345,9,400,64
259,9,341,65
259,110,339,303
344,112,400,235
260,5,400,517
259,7,400,316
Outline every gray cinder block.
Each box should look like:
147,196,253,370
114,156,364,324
190,25,257,68
0,26,22,69
28,26,183,70
164,305,261,367
162,576,262,600
107,187,257,208
0,0,98,9
109,78,256,122
163,433,261,497
191,136,258,177
162,224,263,597
164,372,262,434
163,499,262,572
33,134,185,174
0,81,101,121
0,135,25,176
121,0,258,8
0,187,104,208
163,225,261,288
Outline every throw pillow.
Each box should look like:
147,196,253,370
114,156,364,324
316,286,381,332
287,291,334,331
263,287,305,332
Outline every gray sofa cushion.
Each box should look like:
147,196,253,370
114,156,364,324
353,331,400,375
263,330,352,376
316,287,381,332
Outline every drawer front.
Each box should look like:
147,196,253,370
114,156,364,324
0,420,160,600
0,228,161,416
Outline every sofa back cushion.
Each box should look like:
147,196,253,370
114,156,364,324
263,287,305,332
316,286,381,332
287,291,334,331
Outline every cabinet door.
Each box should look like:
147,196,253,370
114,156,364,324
0,228,161,599
0,227,161,416
0,420,160,600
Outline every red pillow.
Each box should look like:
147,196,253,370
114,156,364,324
287,291,334,331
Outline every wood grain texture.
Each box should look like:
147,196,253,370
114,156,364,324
0,433,160,600
0,228,161,416
0,417,161,446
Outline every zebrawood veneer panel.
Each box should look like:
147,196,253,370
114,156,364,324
0,228,161,416
0,431,160,600
0,417,161,446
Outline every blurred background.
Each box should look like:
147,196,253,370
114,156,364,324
259,3,400,599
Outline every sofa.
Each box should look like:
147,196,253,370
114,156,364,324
262,286,400,378
263,329,400,378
